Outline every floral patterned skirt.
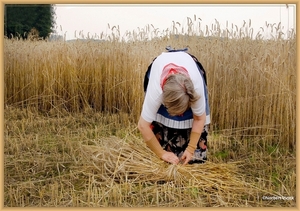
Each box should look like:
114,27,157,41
150,121,208,164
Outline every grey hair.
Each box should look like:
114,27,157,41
162,73,200,116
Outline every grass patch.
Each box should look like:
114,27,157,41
4,107,296,207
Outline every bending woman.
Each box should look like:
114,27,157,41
138,50,210,165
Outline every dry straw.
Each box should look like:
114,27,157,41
4,106,295,207
4,17,296,207
81,136,277,207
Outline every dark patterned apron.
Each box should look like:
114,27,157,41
151,121,208,164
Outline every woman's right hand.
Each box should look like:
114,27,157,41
161,151,179,165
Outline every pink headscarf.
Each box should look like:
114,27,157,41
160,63,190,88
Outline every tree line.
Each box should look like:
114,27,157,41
4,4,56,39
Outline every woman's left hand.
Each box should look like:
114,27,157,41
180,150,193,165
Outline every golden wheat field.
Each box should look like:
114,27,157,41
4,19,296,207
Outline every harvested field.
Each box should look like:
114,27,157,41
4,17,296,207
4,107,296,207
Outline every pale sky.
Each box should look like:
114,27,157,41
54,4,296,40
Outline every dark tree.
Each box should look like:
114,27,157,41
4,4,56,39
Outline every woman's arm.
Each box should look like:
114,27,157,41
191,112,206,134
180,112,206,165
138,116,179,164
137,116,156,142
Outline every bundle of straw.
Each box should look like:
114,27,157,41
81,135,265,207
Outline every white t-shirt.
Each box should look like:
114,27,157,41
141,51,210,128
